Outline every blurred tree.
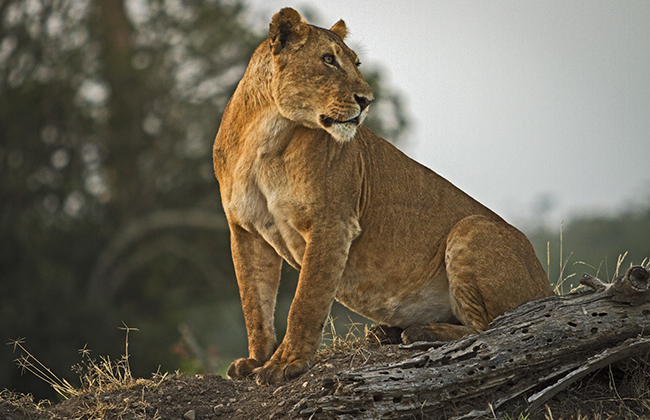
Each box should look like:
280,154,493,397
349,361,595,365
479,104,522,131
0,0,409,400
362,67,408,143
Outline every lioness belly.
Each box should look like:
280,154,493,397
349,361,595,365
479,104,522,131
335,268,457,328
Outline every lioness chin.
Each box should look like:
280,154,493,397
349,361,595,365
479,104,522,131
213,8,554,385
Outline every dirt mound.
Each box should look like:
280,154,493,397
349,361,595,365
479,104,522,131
2,344,649,419
58,345,421,420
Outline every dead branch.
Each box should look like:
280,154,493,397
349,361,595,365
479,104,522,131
296,266,650,419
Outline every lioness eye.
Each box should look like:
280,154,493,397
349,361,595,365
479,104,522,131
323,54,338,67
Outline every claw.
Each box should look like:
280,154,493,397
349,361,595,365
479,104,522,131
255,359,311,385
227,357,264,379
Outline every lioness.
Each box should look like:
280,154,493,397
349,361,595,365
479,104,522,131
213,8,554,385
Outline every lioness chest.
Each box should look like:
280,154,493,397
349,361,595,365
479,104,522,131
223,152,308,269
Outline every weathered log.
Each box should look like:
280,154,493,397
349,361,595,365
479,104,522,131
297,266,650,419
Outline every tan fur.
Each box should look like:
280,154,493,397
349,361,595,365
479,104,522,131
213,8,554,385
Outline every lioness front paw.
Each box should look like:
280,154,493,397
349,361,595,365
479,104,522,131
254,359,311,385
366,324,404,345
227,357,264,379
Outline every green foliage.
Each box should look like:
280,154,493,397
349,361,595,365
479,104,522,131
0,0,410,400
528,206,650,292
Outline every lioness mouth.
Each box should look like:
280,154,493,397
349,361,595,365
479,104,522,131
320,114,360,128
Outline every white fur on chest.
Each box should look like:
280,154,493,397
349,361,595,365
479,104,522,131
224,116,307,268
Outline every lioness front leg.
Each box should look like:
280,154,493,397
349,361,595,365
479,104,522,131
255,233,353,385
226,224,282,379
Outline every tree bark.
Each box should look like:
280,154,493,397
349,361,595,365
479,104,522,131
297,266,650,419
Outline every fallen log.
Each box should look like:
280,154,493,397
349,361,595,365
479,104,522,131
297,265,650,419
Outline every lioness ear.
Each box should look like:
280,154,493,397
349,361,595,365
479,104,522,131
269,8,309,55
330,19,347,40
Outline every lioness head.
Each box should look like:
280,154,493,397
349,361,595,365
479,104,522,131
268,8,374,142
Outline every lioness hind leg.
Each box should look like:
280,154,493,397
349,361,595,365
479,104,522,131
442,215,552,339
402,215,551,346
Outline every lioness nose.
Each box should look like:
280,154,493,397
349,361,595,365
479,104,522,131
354,94,373,112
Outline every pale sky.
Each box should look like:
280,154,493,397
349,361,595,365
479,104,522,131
244,1,650,228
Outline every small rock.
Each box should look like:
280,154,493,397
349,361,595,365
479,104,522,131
292,398,308,412
213,404,225,414
302,381,309,388
321,377,335,388
183,409,196,420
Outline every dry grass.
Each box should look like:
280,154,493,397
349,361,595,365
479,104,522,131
3,323,168,420
317,316,372,367
8,337,77,400
0,388,54,419
8,324,148,398
547,221,581,295
548,221,650,296
615,356,650,414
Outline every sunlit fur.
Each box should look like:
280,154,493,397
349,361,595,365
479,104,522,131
213,8,554,386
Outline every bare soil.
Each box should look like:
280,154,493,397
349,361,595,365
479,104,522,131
2,343,649,420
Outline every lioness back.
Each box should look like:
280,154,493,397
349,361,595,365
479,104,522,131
334,126,551,328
